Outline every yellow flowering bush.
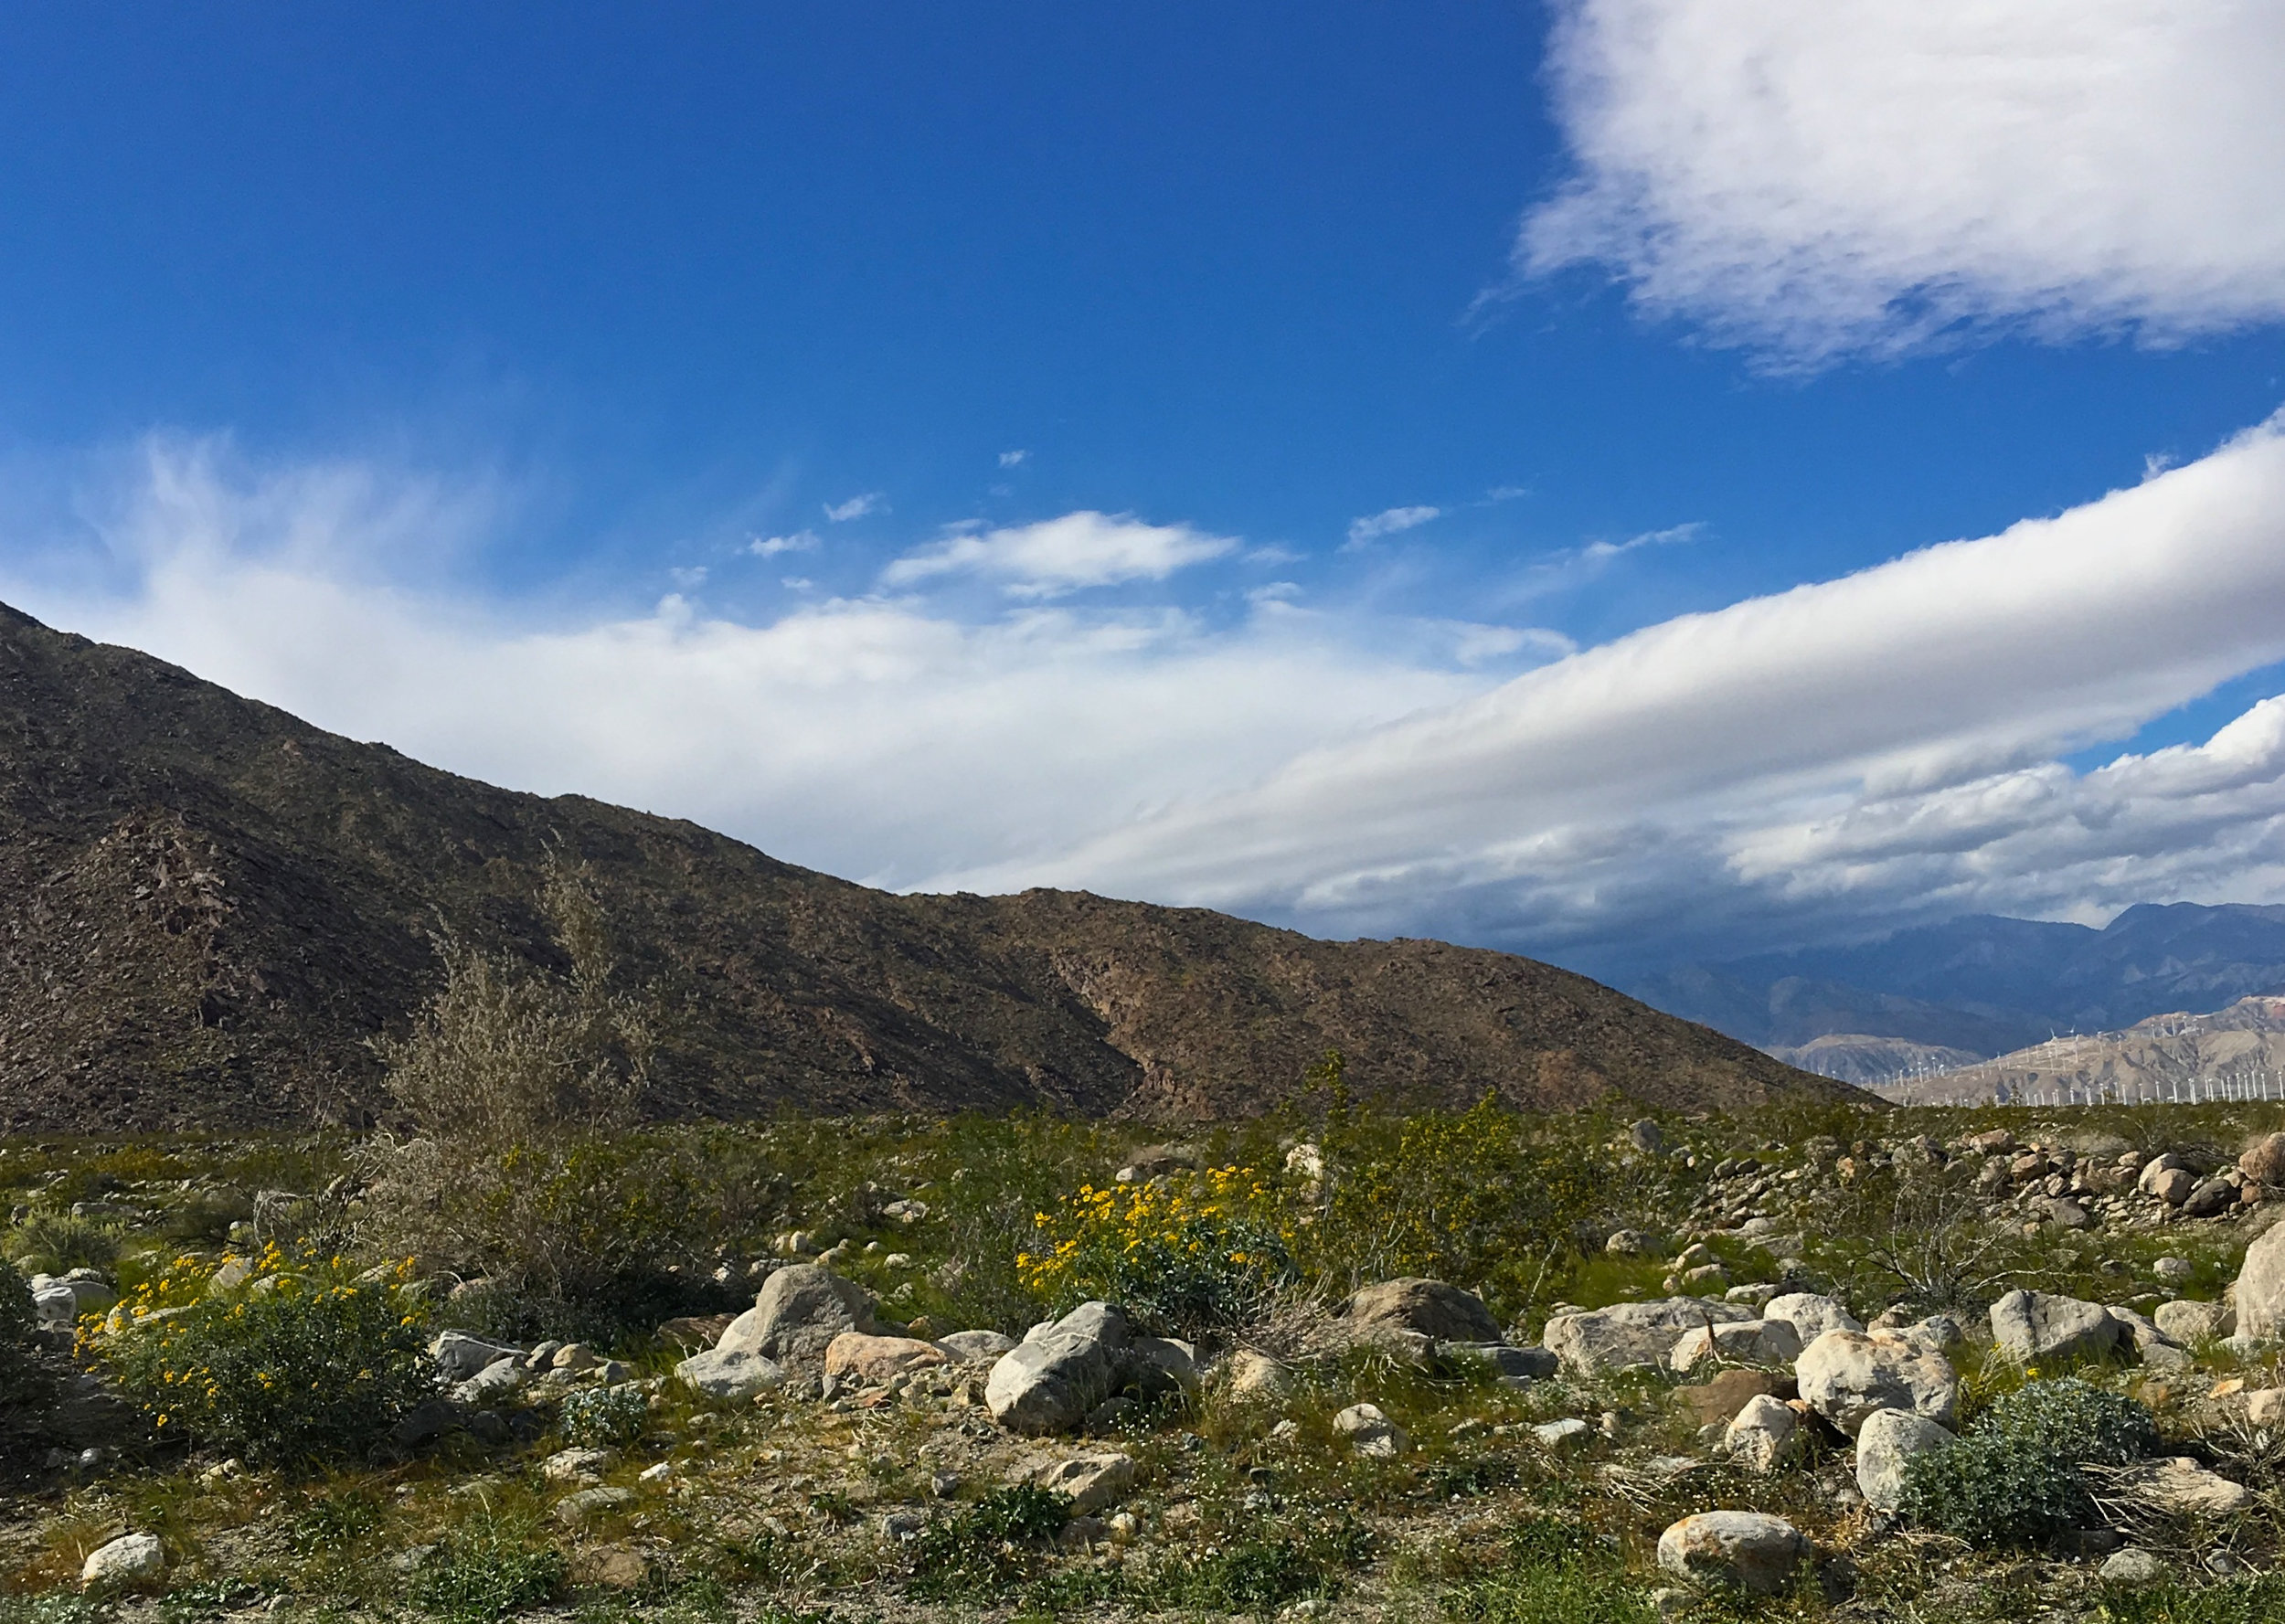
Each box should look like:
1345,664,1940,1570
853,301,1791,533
1018,1165,1293,1336
90,1243,437,1464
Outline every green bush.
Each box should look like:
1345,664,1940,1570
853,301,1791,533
1440,1519,1650,1624
403,1513,566,1622
1155,1517,1373,1617
94,1247,437,1464
559,1384,649,1448
5,1209,124,1275
1305,1090,1610,1327
908,1485,1071,1598
1901,1378,2158,1546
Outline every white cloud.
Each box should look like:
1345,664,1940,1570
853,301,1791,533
824,493,887,522
881,511,1236,600
939,414,2285,960
1344,504,1441,548
748,528,820,558
998,449,1029,468
1520,0,2285,364
16,422,2285,971
1581,521,1700,562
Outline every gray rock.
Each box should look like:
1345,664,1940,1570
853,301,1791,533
1334,1402,1407,1457
1762,1292,1863,1343
2152,1257,2195,1284
2148,1167,2196,1206
1226,1350,1291,1397
1446,1343,1559,1381
80,1532,164,1591
1130,1335,1199,1385
1630,1120,1667,1153
454,1358,528,1404
430,1332,525,1383
1343,1278,1502,1343
1667,1318,1801,1373
2137,1153,2186,1195
2105,1306,2193,1371
675,1346,785,1400
542,1446,618,1482
1027,1450,1137,1513
2111,1457,2252,1517
2235,1219,2285,1343
1543,1298,1754,1375
2040,1196,2095,1229
719,1265,877,1366
2153,1299,2235,1343
1794,1329,1960,1438
555,1486,636,1524
1855,1409,1955,1512
2183,1177,2238,1219
389,1396,465,1448
1655,1512,1809,1596
935,1329,1019,1364
1990,1290,2121,1364
2101,1548,2165,1586
1533,1417,1594,1450
1723,1395,1801,1472
986,1301,1127,1435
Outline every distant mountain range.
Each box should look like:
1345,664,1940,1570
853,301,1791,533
1875,996,2285,1108
0,604,1843,1131
1633,904,2285,1078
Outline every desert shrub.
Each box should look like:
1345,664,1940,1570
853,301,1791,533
403,1513,566,1622
1901,1377,2158,1546
1020,1165,1293,1337
1304,1088,1610,1326
2097,1571,2285,1622
559,1384,649,1448
5,1209,125,1275
1153,1516,1373,1617
1440,1518,1650,1623
920,1115,1099,1333
908,1485,1071,1598
93,1247,436,1464
359,862,759,1305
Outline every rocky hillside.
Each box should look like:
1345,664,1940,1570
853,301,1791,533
0,606,1846,1130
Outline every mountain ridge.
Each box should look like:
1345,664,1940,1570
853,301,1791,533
0,604,1845,1130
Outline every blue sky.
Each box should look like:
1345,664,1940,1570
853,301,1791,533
5,2,2285,979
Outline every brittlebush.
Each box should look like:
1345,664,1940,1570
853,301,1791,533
1019,1165,1294,1337
90,1244,437,1464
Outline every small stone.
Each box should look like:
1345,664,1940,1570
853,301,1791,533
1795,1330,1960,1437
1655,1511,1809,1597
1342,1278,1502,1343
1227,1349,1292,1398
541,1446,618,1483
1532,1417,1594,1451
1989,1289,2120,1365
1677,1367,1790,1428
1724,1394,1801,1472
1027,1450,1137,1513
2152,1257,2195,1284
80,1533,165,1591
2153,1300,2234,1343
2102,1547,2165,1586
554,1486,637,1525
2112,1457,2252,1517
1333,1402,1407,1457
676,1346,785,1400
824,1331,947,1385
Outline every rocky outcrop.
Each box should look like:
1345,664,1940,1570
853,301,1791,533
985,1302,1129,1435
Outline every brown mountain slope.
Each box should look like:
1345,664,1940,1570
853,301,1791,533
0,604,1852,1130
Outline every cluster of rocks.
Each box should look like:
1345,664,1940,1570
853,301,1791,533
1541,1262,2277,1597
1964,1128,2285,1232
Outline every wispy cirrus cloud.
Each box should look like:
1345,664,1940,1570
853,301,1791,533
881,510,1236,600
1518,1,2285,366
1344,504,1440,549
747,528,820,558
824,492,887,522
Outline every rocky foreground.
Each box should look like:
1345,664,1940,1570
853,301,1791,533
10,1111,2285,1621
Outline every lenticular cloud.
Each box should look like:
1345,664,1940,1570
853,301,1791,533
1520,0,2285,364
